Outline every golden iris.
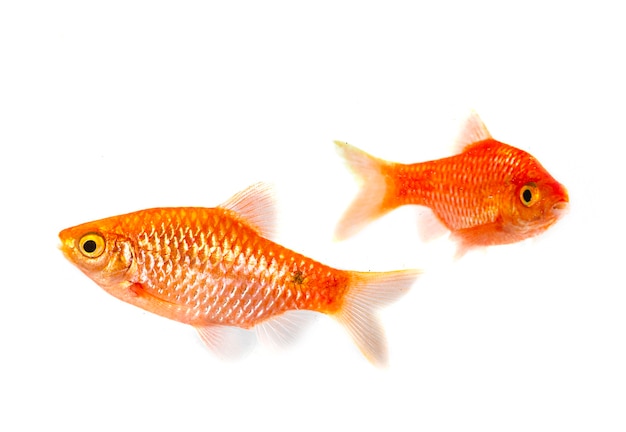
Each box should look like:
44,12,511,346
78,233,106,258
520,182,540,207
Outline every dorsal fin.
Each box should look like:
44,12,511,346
219,182,277,240
453,111,492,153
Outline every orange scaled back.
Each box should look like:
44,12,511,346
59,183,418,366
335,113,569,256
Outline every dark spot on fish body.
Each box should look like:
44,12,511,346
291,270,305,285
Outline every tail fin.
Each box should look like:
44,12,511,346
334,141,392,240
333,269,420,367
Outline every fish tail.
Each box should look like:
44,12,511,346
334,269,420,367
334,141,392,241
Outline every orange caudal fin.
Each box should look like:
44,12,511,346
334,269,420,367
334,141,393,241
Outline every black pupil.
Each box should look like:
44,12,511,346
83,239,97,253
523,188,533,203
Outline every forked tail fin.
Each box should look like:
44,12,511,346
333,269,420,367
334,141,392,241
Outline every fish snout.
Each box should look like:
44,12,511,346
553,200,569,210
551,199,569,219
550,182,569,218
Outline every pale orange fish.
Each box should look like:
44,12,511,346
59,183,418,366
335,113,569,256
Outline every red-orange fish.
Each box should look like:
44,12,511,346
59,183,418,366
335,113,569,256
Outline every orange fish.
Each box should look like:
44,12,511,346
59,183,418,366
335,113,569,256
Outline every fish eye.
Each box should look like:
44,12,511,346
520,182,540,207
78,233,106,258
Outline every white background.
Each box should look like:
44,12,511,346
1,1,624,431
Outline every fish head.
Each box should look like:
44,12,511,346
59,221,135,289
505,159,569,236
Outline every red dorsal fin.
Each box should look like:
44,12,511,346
219,182,277,240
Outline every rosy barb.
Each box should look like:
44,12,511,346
59,183,418,366
335,113,569,256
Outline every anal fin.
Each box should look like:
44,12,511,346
195,324,256,360
415,207,449,242
254,310,318,350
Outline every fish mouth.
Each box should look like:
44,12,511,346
553,201,568,210
550,182,569,218
551,200,569,219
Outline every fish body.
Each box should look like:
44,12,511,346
59,184,418,366
335,113,569,255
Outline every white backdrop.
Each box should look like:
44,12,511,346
1,1,623,431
